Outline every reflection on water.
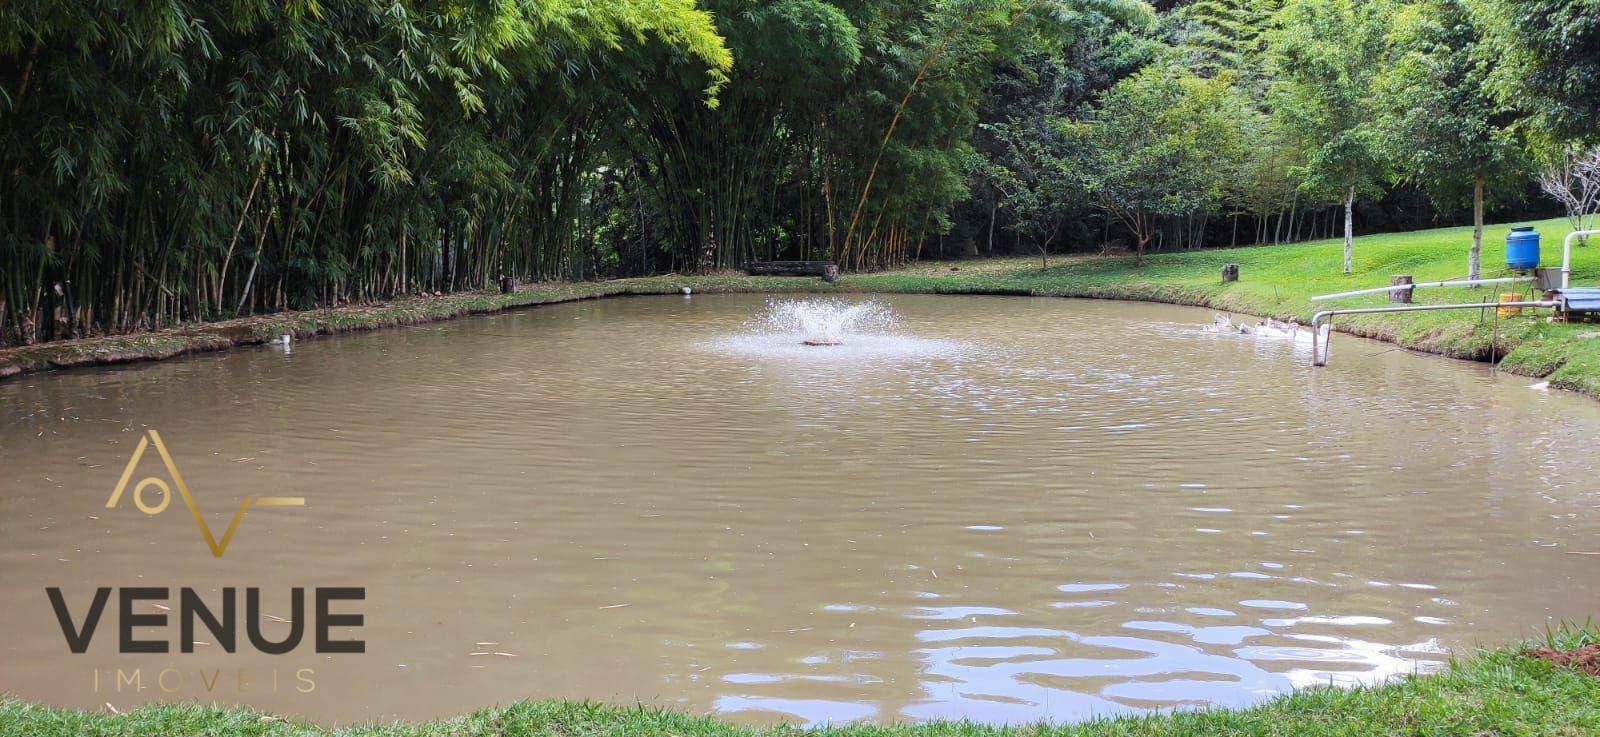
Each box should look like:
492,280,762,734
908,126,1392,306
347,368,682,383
1,294,1598,726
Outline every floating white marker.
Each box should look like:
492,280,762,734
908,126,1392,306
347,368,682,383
681,286,692,296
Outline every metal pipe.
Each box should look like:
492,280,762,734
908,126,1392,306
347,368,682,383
1562,230,1600,289
1310,276,1534,302
1311,228,1596,302
1309,300,1559,366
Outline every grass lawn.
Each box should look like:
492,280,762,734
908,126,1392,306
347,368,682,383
5,216,1600,397
3,627,1597,735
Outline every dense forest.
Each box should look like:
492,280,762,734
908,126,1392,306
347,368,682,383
1,0,1597,345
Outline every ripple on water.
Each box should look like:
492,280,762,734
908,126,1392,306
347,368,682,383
702,333,965,362
2,293,1598,726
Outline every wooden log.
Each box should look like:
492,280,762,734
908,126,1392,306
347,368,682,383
1220,263,1239,282
745,261,838,278
1389,274,1412,303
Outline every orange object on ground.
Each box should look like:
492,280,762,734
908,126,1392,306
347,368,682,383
1497,293,1523,318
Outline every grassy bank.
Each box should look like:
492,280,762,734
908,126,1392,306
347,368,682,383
4,217,1598,395
3,627,1598,735
837,215,1600,395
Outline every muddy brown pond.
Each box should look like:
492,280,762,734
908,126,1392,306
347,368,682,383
2,294,1598,726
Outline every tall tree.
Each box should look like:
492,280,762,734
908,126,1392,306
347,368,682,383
1471,0,1600,146
1375,0,1524,279
1175,0,1281,85
970,0,1158,265
1268,0,1390,274
1071,62,1249,264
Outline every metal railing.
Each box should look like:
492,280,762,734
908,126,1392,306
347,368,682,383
1306,228,1599,366
1308,276,1533,302
1310,300,1559,366
1310,228,1600,304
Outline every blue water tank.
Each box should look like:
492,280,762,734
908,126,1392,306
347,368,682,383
1506,227,1540,270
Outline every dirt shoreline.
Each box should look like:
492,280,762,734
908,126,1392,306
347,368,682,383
0,272,1585,401
0,280,636,380
0,277,856,381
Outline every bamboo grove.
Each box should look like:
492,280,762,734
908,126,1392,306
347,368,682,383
0,0,735,343
3,0,1597,345
0,0,1111,344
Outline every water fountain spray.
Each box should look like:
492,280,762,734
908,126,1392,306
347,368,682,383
761,299,894,346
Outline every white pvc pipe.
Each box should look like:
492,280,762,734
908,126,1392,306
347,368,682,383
1562,230,1600,289
1311,228,1597,302
1309,300,1559,366
1309,276,1534,302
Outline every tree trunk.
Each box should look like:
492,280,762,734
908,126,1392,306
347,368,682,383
1134,213,1149,266
1470,172,1484,281
1390,274,1413,303
987,201,997,256
1287,192,1298,243
1343,187,1355,275
215,166,265,313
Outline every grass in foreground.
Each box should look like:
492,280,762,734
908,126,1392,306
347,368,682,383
5,217,1600,396
3,627,1598,736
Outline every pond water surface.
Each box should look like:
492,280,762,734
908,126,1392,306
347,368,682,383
2,294,1597,726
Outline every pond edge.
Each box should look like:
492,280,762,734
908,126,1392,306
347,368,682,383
0,270,1587,401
